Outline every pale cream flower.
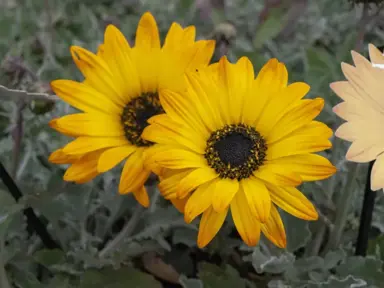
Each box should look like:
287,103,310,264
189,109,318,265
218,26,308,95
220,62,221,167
331,44,384,191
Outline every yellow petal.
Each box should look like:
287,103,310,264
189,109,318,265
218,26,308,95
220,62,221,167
70,46,124,106
158,169,192,199
63,150,102,183
267,121,332,160
177,167,218,198
62,136,128,155
197,206,228,248
267,185,318,220
135,12,160,50
49,119,77,137
184,70,223,131
49,149,79,164
255,58,288,91
251,59,288,125
241,177,271,223
230,188,261,246
266,154,336,181
185,40,215,70
184,180,216,223
119,149,151,194
254,163,302,187
147,148,207,170
103,25,142,99
49,113,124,137
212,178,239,212
265,98,325,144
142,121,205,154
170,196,190,213
133,186,150,208
256,82,310,135
147,113,209,149
97,145,136,173
163,23,195,51
51,80,121,115
216,56,243,123
371,153,384,191
159,89,210,138
261,204,286,248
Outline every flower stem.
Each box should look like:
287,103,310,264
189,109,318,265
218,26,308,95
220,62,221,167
99,184,158,258
322,162,359,255
0,161,60,249
355,160,376,256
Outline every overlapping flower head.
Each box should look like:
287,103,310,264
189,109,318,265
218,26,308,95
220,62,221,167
142,56,337,248
48,12,215,207
331,44,384,191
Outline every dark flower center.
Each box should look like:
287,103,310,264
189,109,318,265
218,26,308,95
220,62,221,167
121,92,164,147
205,124,267,180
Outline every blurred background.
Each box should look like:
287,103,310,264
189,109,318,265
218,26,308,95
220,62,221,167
1,0,384,287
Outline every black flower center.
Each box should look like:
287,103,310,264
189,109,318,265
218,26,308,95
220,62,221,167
121,92,164,147
205,124,267,180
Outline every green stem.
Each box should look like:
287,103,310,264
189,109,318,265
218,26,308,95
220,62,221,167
322,162,360,255
99,202,144,258
98,184,158,258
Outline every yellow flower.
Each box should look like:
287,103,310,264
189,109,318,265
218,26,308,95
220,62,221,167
142,56,336,248
331,44,384,191
48,12,215,207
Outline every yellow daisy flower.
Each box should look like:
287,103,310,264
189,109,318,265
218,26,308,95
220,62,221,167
142,56,336,248
48,12,215,207
331,44,384,191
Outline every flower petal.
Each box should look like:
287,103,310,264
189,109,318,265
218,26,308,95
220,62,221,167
177,167,218,198
97,145,136,173
49,149,79,164
371,153,384,191
230,188,261,246
212,178,239,212
369,44,384,66
170,196,190,213
254,163,302,187
256,82,310,135
103,25,142,99
266,154,336,181
50,80,121,115
184,180,216,223
267,121,332,160
133,186,150,208
265,98,325,144
63,150,103,183
135,12,160,50
147,148,207,170
261,204,286,248
142,118,206,154
251,59,288,125
241,177,271,223
62,136,128,155
267,185,318,220
158,169,192,199
119,149,151,194
197,206,228,248
50,113,124,137
70,46,124,106
346,139,384,163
